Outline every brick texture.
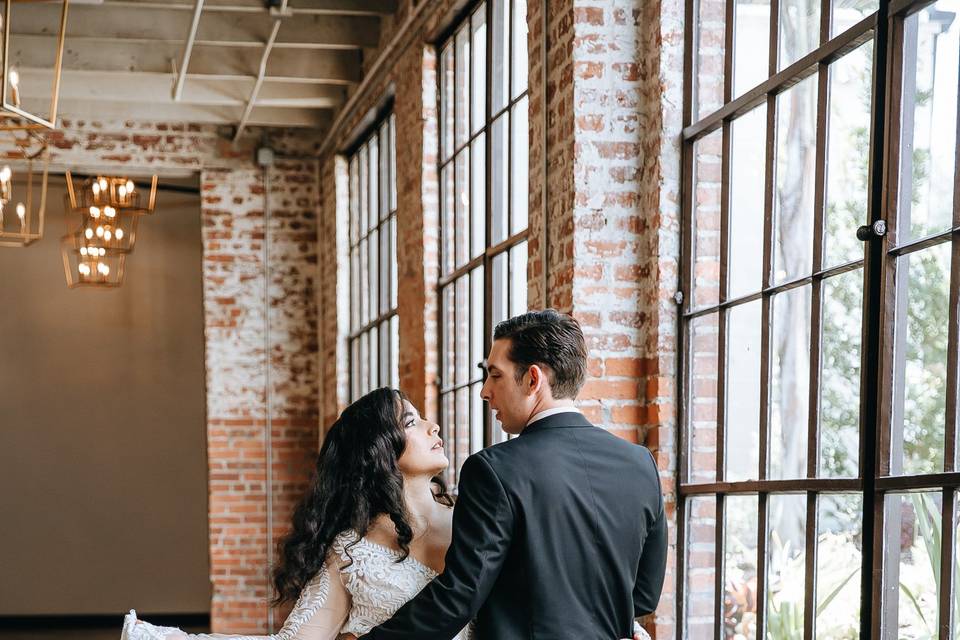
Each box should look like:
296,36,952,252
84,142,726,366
48,120,321,633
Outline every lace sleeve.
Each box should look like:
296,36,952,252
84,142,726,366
123,555,351,640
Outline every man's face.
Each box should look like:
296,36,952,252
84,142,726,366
480,338,535,434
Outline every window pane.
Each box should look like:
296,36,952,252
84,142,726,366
390,114,397,211
456,151,470,268
441,392,455,485
360,331,369,395
898,2,959,243
815,493,862,638
471,4,487,135
510,241,527,316
512,0,528,98
725,300,762,482
831,0,878,37
684,496,717,639
511,96,529,236
360,236,369,326
369,326,379,389
882,492,941,639
350,246,359,331
693,129,723,309
471,134,486,258
770,285,811,480
442,163,455,275
456,385,471,478
455,25,471,149
824,41,873,269
390,215,398,310
456,275,470,385
729,107,767,299
368,228,379,324
471,266,485,376
891,243,950,475
379,321,389,389
766,494,806,635
368,137,379,231
350,338,360,401
778,0,820,71
359,145,368,235
734,0,771,98
819,268,863,478
470,381,484,454
696,0,726,119
491,0,510,114
491,252,509,330
380,221,389,315
492,112,509,246
442,285,455,387
773,73,818,285
689,313,720,484
441,44,455,161
379,122,389,220
391,315,399,389
724,495,759,640
349,157,359,245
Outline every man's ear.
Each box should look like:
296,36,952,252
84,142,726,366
526,364,545,395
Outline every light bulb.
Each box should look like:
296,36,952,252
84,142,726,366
89,206,100,219
104,206,116,218
92,182,100,196
118,185,126,198
80,246,88,256
115,228,124,240
99,263,110,276
78,263,90,276
99,247,106,257
16,203,24,219
98,178,107,191
8,69,18,86
0,166,10,182
104,229,112,242
95,226,104,238
125,180,134,193
85,228,93,239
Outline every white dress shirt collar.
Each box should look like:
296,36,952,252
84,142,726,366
526,406,582,427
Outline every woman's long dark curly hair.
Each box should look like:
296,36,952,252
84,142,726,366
272,387,453,604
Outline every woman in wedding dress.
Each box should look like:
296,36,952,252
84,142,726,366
121,387,471,640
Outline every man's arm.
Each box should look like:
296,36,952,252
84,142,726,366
361,453,514,640
633,451,667,617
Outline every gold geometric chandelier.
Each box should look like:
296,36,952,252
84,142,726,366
0,131,50,248
60,172,158,288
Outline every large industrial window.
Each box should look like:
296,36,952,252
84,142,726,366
437,0,530,484
348,113,399,400
679,0,960,637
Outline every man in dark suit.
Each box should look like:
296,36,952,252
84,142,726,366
360,309,667,640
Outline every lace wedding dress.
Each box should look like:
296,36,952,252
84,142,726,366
120,531,473,640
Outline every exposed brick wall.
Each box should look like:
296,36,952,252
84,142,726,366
47,120,321,633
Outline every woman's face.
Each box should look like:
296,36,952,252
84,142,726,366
396,399,448,477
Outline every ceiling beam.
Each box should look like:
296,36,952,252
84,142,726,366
99,0,396,16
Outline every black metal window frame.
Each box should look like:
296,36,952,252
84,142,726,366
678,0,960,638
348,111,399,401
436,0,530,485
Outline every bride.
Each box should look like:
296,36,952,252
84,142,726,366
121,387,651,640
122,387,470,640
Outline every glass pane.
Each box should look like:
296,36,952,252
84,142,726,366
696,0,727,119
441,44,455,161
831,0,878,37
368,137,379,230
688,312,720,484
824,41,873,269
725,300,762,482
390,215,398,310
391,315,399,389
898,2,959,243
380,221,390,315
360,237,369,326
778,0,820,71
379,122,389,220
350,338,360,401
472,134,486,258
729,106,767,299
511,96,529,235
441,392,454,486
491,252,508,330
455,25,471,150
815,493,862,638
770,285,811,480
349,157,359,245
693,129,723,309
684,496,718,639
882,492,941,639
773,74,818,285
471,4,487,135
492,0,510,115
510,241,528,316
442,285,455,387
390,114,397,211
819,268,863,478
442,163,455,275
456,151,470,268
724,495,759,640
471,266,485,378
370,329,379,390
359,145,368,235
734,0,771,98
492,112,509,246
891,243,950,475
455,384,471,475
350,247,360,332
470,381,484,454
360,331,369,395
512,0,529,98
766,494,807,636
368,228,379,323
456,275,470,385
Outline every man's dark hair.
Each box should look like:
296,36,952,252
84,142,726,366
492,309,587,399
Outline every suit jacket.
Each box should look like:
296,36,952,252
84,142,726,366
361,411,667,640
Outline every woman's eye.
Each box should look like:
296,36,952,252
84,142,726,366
405,421,416,429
